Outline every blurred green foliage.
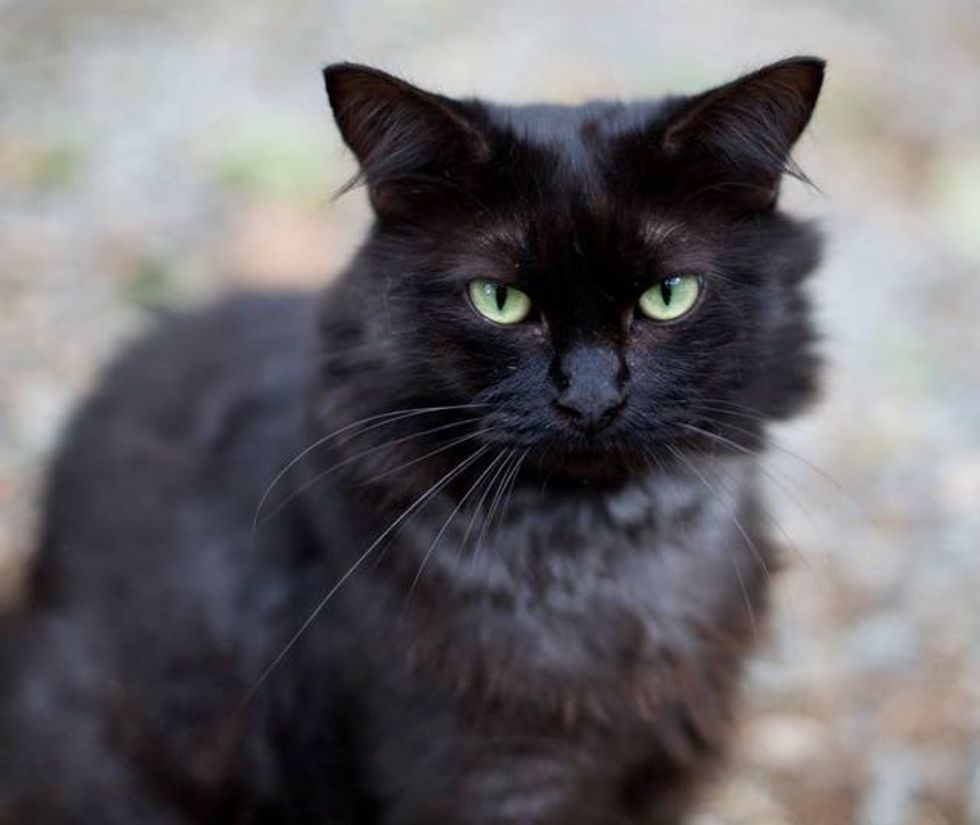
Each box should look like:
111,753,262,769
211,119,331,201
121,255,183,309
29,140,84,189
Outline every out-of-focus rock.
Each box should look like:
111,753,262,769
745,714,829,773
857,746,926,825
844,612,920,674
700,779,791,825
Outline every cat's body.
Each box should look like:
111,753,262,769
1,59,824,824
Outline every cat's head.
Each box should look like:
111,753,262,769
318,59,824,484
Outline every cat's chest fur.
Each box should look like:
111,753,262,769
307,456,769,756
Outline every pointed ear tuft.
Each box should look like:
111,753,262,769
323,63,490,220
661,56,825,210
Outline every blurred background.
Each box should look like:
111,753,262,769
1,0,979,822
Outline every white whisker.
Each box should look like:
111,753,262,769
245,443,492,701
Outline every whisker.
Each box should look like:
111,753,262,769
245,443,491,701
366,434,503,576
259,418,485,524
680,421,831,586
686,399,826,439
455,448,514,567
251,403,488,536
682,418,870,526
704,450,829,597
665,444,761,643
403,449,505,611
695,423,872,602
354,427,500,489
669,443,774,584
495,447,531,537
470,449,521,565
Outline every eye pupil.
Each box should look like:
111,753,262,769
638,274,701,322
468,279,532,325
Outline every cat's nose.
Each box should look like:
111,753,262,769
554,345,627,433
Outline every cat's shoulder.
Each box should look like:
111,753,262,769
31,291,319,604
39,291,318,534
62,291,316,447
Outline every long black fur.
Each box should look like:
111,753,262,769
0,57,825,824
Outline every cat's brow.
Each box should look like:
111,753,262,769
640,219,684,247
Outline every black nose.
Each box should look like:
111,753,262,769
554,345,627,433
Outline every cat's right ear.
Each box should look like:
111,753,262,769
648,57,825,212
323,63,491,221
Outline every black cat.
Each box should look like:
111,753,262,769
0,57,825,823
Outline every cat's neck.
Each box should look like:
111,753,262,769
299,452,772,725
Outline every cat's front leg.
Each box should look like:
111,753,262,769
374,726,693,825
381,754,612,825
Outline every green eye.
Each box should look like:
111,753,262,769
638,274,702,321
468,279,532,325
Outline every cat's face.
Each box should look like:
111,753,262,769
321,59,824,482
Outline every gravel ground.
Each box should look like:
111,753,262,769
2,1,979,822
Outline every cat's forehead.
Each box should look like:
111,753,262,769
475,99,682,230
485,100,659,184
481,98,666,145
456,98,714,281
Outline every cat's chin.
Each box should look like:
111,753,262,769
525,444,653,488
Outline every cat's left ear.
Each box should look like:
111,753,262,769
323,63,491,222
657,56,825,211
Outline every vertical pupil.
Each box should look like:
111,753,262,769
660,280,673,305
494,285,508,311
